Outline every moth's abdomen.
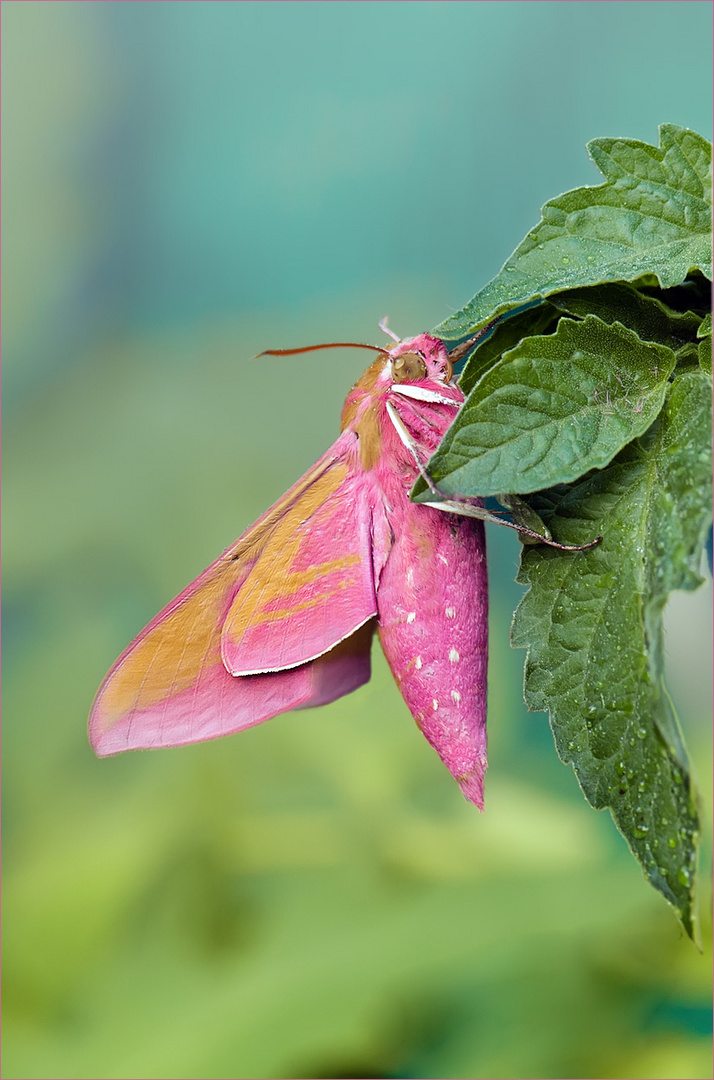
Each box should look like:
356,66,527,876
377,500,488,808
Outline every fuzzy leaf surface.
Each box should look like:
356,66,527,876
435,125,712,341
414,317,675,500
511,371,713,937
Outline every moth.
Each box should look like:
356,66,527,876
90,322,577,807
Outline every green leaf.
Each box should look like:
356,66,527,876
697,312,712,376
511,371,713,937
435,125,712,341
548,282,703,352
414,316,676,500
458,302,561,395
674,344,702,372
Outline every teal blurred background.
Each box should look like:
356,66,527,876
4,3,712,1078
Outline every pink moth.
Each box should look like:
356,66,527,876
89,328,491,806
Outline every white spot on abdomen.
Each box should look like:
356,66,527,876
432,699,439,710
406,567,414,586
449,648,460,663
438,554,449,566
451,689,461,704
445,607,456,619
406,612,416,623
415,656,423,670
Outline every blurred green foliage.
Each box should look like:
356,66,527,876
3,3,712,1077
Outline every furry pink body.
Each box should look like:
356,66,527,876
90,333,489,806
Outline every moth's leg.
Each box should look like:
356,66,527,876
445,316,501,365
385,401,508,525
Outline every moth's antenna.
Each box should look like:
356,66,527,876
378,316,401,343
255,342,388,358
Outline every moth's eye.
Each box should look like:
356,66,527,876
392,352,427,383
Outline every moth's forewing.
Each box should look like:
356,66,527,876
221,444,380,675
89,439,379,757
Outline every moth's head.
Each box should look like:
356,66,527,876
388,333,452,384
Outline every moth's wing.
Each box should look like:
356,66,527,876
221,448,382,674
89,436,381,757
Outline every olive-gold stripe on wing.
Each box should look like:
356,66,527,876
97,461,350,721
233,564,361,629
223,465,362,641
99,573,230,719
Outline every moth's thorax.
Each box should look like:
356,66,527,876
340,356,386,430
340,356,387,468
340,331,453,436
339,332,460,472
